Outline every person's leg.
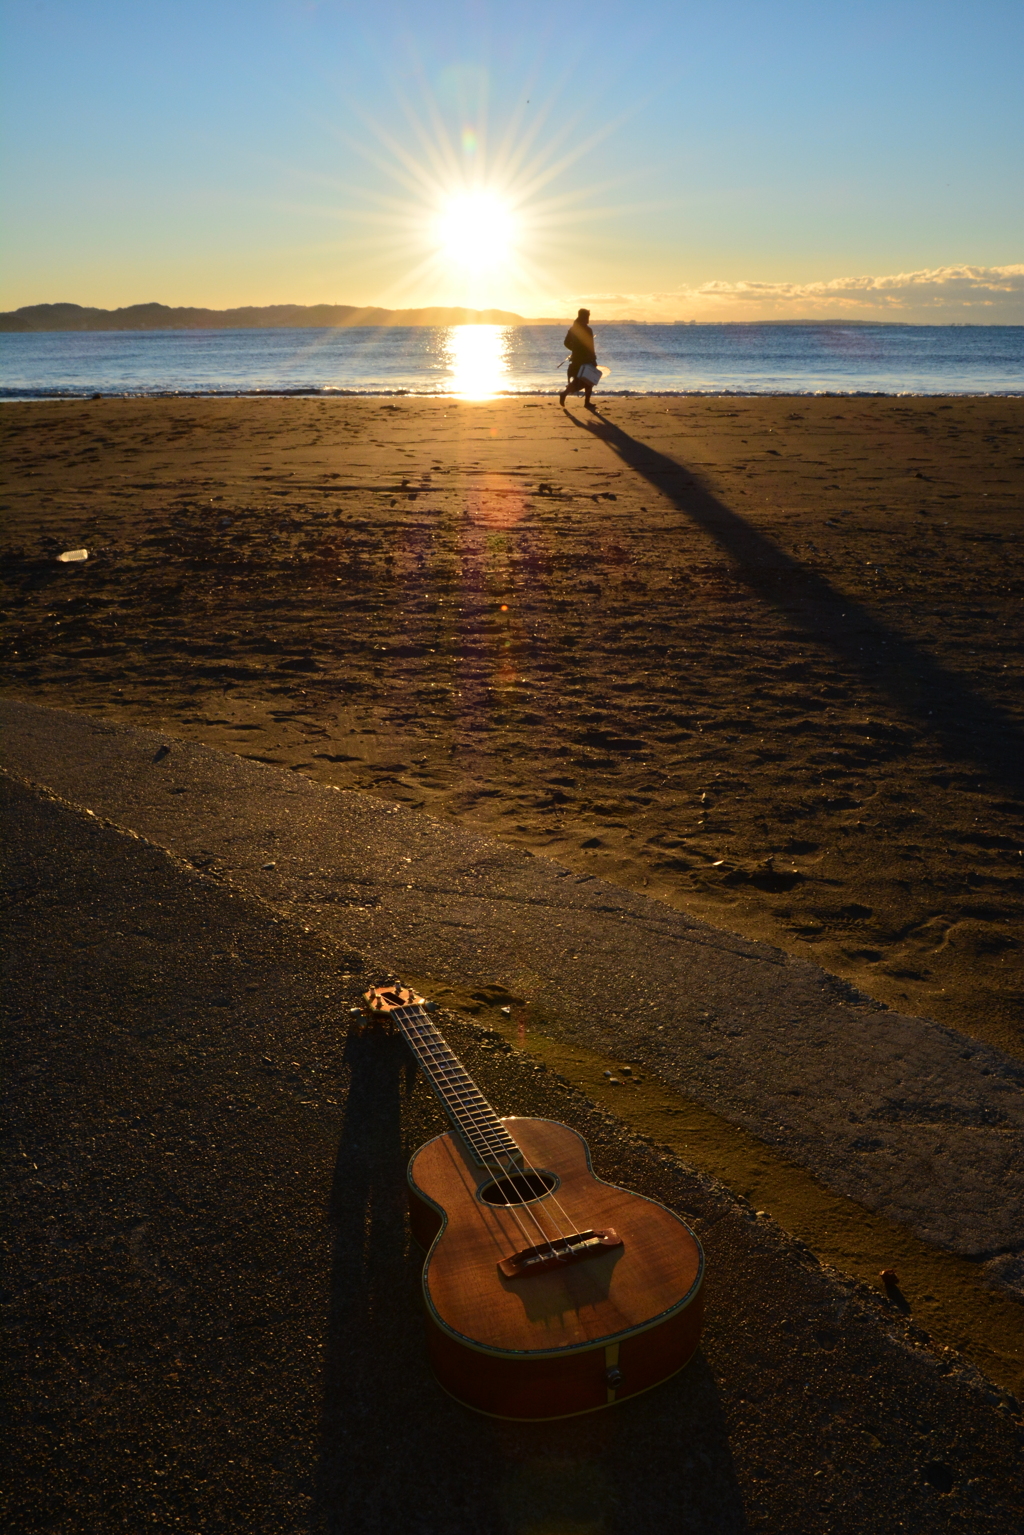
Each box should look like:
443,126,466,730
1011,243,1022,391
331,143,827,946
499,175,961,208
583,384,593,408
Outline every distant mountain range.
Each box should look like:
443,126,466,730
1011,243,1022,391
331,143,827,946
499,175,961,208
1,303,938,334
0,302,539,333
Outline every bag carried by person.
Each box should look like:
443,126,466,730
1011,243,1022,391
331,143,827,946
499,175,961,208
577,363,602,386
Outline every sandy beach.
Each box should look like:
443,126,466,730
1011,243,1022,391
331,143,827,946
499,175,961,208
1,393,1022,1056
3,392,1024,1532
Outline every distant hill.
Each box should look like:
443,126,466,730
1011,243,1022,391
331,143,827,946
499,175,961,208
0,302,533,333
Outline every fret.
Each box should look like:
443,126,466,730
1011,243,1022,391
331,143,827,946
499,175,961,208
388,1002,519,1164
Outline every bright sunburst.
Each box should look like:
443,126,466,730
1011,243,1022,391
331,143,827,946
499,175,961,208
433,191,519,276
336,65,620,315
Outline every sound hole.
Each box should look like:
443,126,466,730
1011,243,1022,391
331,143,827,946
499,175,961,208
480,1172,556,1206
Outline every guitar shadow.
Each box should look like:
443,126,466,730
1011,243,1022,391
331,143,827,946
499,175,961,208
491,1348,750,1535
313,1028,749,1533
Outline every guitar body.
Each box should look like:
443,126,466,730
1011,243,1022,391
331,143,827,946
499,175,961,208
407,1116,704,1419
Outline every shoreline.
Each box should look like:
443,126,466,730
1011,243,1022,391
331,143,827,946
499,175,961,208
4,388,1024,402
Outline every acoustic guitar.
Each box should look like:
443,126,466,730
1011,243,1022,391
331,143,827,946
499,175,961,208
354,981,705,1420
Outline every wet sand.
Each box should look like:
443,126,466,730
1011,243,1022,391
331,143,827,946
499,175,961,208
1,393,1022,1056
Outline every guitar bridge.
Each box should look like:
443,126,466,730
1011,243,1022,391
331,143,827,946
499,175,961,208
498,1228,623,1280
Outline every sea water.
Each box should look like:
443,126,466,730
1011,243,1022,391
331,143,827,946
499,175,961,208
1,322,1021,399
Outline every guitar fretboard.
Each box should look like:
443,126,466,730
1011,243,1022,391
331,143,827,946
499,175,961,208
392,1005,520,1167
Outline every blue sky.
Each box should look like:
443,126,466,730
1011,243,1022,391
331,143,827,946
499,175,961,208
2,0,1022,319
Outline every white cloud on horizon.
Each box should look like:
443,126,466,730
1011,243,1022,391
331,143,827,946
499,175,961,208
566,264,1024,324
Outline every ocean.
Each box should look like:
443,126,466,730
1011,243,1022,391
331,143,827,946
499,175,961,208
1,321,1021,400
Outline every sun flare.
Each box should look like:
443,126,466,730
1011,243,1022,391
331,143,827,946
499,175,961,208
343,78,608,312
447,323,509,399
433,191,518,275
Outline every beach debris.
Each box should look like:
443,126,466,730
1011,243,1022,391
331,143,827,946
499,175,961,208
57,548,88,563
879,1268,899,1285
500,1005,511,1015
261,861,277,869
152,744,171,763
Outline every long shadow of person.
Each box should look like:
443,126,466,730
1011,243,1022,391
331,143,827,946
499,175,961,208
567,407,1023,795
313,1024,749,1533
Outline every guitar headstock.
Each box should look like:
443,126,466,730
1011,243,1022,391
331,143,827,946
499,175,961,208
349,981,436,1031
361,981,428,1014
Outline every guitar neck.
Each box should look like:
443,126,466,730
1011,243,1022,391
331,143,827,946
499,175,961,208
391,1004,521,1168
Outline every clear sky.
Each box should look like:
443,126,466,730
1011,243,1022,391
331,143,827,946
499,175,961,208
2,0,1022,321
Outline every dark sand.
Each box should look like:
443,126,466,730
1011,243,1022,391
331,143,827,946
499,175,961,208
4,775,1023,1534
2,394,1021,1056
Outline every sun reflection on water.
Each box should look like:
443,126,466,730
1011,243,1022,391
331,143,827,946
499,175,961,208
446,324,510,399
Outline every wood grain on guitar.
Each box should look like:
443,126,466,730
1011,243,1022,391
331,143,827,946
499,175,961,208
355,982,705,1419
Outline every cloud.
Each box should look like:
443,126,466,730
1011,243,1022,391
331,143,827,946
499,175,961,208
569,265,1024,324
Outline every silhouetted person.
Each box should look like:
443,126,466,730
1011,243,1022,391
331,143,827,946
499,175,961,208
560,308,597,409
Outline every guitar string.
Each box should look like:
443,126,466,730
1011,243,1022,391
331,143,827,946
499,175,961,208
402,1016,522,1165
385,996,574,1256
397,1002,589,1250
394,1002,589,1255
393,1005,560,1253
390,1005,551,1254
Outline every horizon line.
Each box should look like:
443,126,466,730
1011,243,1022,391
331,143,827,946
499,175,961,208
2,300,1021,333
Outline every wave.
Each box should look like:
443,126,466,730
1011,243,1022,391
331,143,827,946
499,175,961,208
3,385,1023,401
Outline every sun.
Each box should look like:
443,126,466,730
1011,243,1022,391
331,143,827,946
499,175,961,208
340,78,618,312
433,191,518,276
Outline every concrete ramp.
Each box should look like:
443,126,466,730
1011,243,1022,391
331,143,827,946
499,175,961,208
2,695,1021,1277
